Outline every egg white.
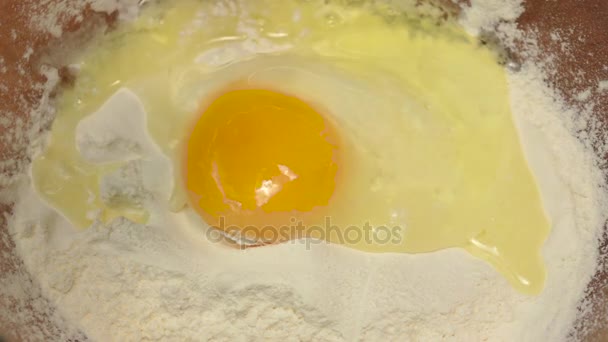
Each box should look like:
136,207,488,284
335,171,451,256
32,0,551,293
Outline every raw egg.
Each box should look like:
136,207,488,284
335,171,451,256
186,88,342,244
32,0,551,295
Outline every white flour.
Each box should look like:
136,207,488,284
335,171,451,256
1,0,607,341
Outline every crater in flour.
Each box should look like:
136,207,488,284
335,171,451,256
3,0,608,341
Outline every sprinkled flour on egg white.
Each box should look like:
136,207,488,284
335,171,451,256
1,0,607,341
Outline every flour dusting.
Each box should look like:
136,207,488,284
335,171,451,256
1,0,607,341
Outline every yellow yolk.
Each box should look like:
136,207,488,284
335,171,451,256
185,89,341,243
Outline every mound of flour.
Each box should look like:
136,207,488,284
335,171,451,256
1,0,607,341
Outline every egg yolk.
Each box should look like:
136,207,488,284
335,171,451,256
185,88,341,244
